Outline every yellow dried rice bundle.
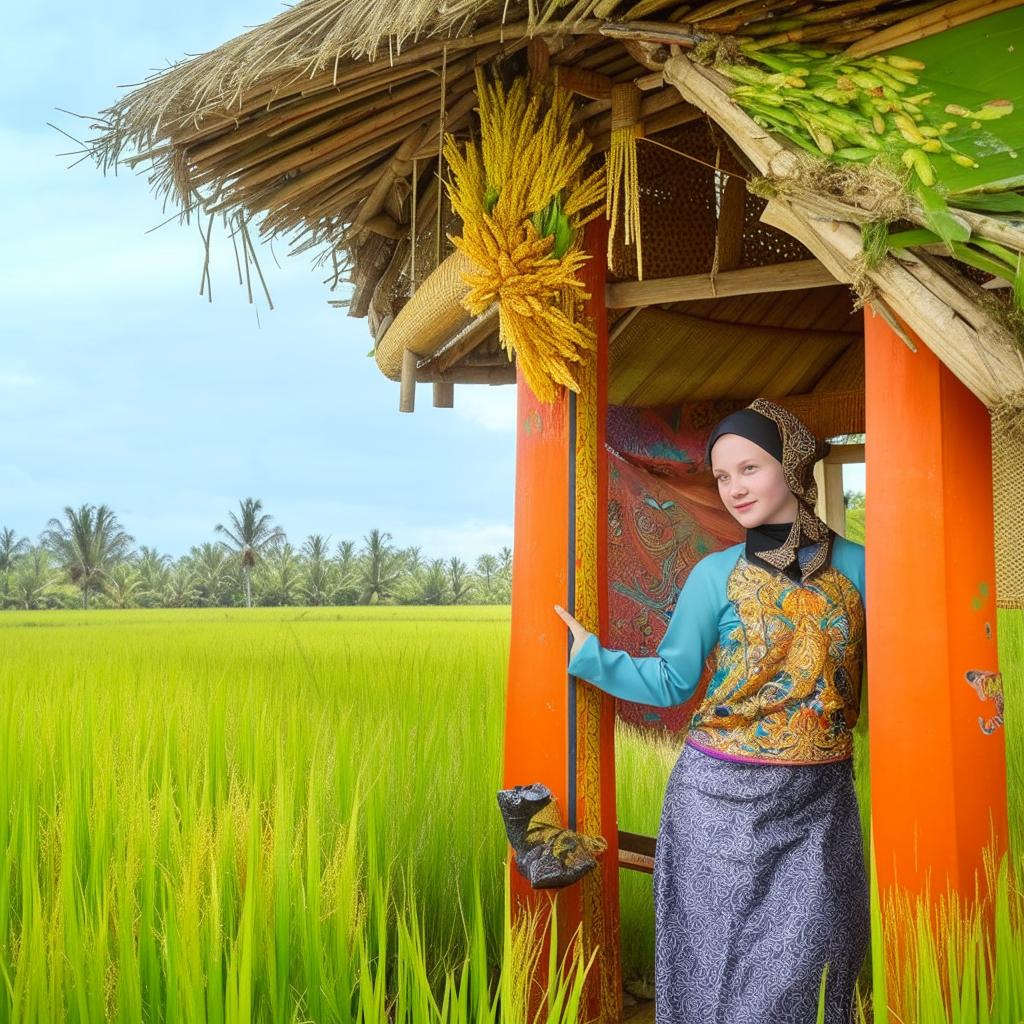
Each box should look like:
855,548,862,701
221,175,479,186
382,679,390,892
444,70,605,404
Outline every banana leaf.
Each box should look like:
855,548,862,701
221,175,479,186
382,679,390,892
887,8,1024,195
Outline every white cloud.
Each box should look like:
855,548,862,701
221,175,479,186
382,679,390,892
399,520,513,563
452,385,517,433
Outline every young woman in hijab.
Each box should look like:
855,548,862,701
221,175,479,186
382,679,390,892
554,397,868,1024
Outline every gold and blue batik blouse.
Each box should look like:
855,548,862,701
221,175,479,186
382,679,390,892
567,535,866,766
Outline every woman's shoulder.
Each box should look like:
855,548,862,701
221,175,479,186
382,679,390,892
830,534,865,598
690,543,744,584
832,534,865,564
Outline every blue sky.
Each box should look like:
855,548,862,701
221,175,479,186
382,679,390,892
1,3,863,563
1,1,517,562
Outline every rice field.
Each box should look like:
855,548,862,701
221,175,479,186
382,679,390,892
0,606,1021,1022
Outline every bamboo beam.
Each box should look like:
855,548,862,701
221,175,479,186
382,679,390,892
620,37,670,71
663,53,803,180
600,20,706,46
588,99,700,153
844,0,1024,57
415,365,516,384
553,65,614,99
347,122,430,238
605,259,835,307
760,197,1024,408
420,306,500,373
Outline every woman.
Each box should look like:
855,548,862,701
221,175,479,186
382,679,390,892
554,398,869,1024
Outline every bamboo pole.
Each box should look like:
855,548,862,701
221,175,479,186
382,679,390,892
425,306,500,372
348,122,431,237
228,71,476,194
400,347,418,412
432,382,455,406
662,53,803,179
845,0,1024,56
600,20,706,45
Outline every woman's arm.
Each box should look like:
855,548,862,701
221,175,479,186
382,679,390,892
562,556,722,708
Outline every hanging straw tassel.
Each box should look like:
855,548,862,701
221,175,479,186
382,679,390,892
606,83,644,280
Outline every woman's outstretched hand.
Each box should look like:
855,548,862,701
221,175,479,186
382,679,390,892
553,604,593,662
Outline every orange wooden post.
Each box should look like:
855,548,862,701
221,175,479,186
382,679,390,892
502,218,621,1022
864,307,1008,908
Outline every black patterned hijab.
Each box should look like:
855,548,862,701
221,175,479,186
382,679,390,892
706,398,833,583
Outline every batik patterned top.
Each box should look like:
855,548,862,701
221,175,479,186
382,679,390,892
567,535,866,766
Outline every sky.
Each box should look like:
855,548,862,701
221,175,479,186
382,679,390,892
1,1,517,563
1,3,863,563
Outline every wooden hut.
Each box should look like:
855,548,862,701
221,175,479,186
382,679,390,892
92,2,1023,1018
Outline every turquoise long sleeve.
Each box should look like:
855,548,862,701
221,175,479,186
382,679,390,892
566,555,722,707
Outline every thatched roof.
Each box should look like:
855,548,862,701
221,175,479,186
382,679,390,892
86,0,1024,408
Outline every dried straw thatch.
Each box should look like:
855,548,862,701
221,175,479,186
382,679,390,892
82,0,1024,399
87,1,1013,271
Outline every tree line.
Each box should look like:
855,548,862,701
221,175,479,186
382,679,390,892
0,499,512,610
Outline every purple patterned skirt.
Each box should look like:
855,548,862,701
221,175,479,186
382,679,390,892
652,742,870,1024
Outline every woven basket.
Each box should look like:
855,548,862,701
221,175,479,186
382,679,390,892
374,249,476,380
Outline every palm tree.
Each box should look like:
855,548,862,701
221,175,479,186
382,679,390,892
214,498,285,608
41,504,134,609
334,539,361,605
11,547,59,610
418,558,450,605
498,545,512,580
400,545,423,574
163,564,199,608
256,541,302,606
448,557,474,604
301,534,335,606
358,528,405,605
135,547,171,607
186,543,234,607
475,553,499,600
0,527,30,603
0,527,30,573
105,563,144,609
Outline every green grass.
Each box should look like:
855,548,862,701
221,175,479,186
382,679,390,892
0,605,1021,1021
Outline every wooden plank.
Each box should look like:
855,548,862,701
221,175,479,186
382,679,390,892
715,173,746,273
606,259,835,308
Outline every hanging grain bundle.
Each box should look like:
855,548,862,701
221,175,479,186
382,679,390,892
444,70,605,404
605,83,645,281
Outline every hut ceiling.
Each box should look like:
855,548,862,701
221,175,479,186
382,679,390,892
608,285,862,406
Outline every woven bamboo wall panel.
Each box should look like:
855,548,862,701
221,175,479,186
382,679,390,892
992,407,1024,609
607,119,817,283
608,121,718,281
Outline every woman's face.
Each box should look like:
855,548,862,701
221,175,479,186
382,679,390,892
711,433,800,528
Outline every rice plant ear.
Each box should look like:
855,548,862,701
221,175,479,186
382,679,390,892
496,783,607,889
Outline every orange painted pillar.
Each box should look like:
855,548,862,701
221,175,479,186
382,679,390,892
503,218,620,1022
864,307,1008,904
